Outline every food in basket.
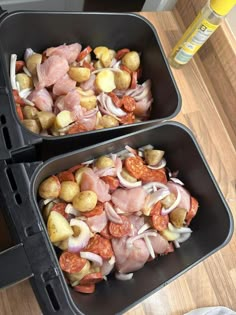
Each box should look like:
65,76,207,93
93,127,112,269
38,144,199,294
10,43,153,136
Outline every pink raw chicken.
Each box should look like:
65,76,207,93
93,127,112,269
80,168,111,202
53,73,76,96
149,234,169,254
167,181,191,211
45,43,81,64
128,215,145,236
27,88,53,112
36,55,69,90
111,187,146,213
87,211,107,233
112,237,149,273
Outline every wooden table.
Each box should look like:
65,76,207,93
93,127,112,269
0,11,235,315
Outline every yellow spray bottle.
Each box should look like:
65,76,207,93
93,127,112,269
169,0,236,69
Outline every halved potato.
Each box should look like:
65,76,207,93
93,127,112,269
54,110,74,130
95,69,116,93
160,229,179,241
101,49,116,68
37,111,56,130
80,95,97,110
69,67,91,83
26,53,42,75
94,46,109,59
16,73,33,90
47,211,73,243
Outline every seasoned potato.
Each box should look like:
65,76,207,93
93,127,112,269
169,207,187,228
55,239,68,251
67,261,91,285
77,87,94,97
26,53,42,75
101,49,116,68
114,70,131,90
94,60,104,70
69,67,90,83
121,51,140,71
22,106,38,119
37,111,56,130
22,119,41,134
75,167,90,185
80,95,97,110
144,149,165,166
16,73,33,90
161,193,176,209
38,176,61,199
95,69,116,93
95,156,114,169
47,211,73,243
42,201,54,221
100,115,119,128
72,191,97,212
161,229,180,241
121,168,137,183
54,110,74,129
59,181,80,202
94,46,109,59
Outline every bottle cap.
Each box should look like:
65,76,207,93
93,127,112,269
210,0,236,16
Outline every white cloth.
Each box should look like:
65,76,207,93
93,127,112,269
184,307,236,315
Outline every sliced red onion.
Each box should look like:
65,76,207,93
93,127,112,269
138,151,144,157
65,204,80,216
143,182,168,192
104,202,122,224
138,223,151,235
23,66,32,77
22,98,35,106
16,81,21,92
68,219,90,253
143,189,170,214
43,198,55,205
10,54,17,90
101,256,115,276
144,235,155,259
177,232,192,243
134,86,150,101
173,240,180,248
170,177,184,186
24,48,35,61
112,60,121,69
127,231,157,248
117,171,142,189
106,95,127,117
19,88,32,99
161,185,181,215
168,223,192,234
147,158,166,170
94,167,116,178
125,145,137,155
115,272,133,281
80,251,103,267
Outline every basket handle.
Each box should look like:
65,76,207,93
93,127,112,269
0,6,7,19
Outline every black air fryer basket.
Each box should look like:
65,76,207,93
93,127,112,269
0,8,181,161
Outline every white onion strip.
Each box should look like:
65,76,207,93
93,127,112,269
174,240,180,248
19,88,32,98
168,223,192,234
127,231,157,248
161,186,181,215
68,219,90,253
143,182,168,191
177,232,192,243
170,177,184,185
104,202,122,224
80,251,103,267
147,158,166,170
65,204,80,216
23,66,32,77
10,54,17,90
115,272,133,281
117,171,142,189
138,223,151,235
144,235,155,259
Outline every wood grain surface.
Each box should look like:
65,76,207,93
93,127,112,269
0,11,235,315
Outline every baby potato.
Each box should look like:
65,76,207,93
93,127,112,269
169,207,187,228
94,46,109,59
95,156,114,169
121,168,137,183
80,95,97,110
22,119,41,134
22,106,38,119
67,261,91,285
47,211,73,243
42,201,54,221
114,70,131,90
100,115,119,128
26,53,42,75
101,49,116,68
54,110,74,130
69,67,91,83
94,60,104,70
59,181,80,202
121,51,140,71
56,239,68,251
161,229,180,241
75,167,90,185
144,149,165,166
37,111,56,130
161,193,176,209
95,69,116,93
16,73,33,90
39,176,61,199
77,87,94,97
72,191,97,212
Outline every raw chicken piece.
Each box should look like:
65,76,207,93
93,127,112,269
80,168,111,202
28,88,53,112
45,43,81,64
87,211,107,233
149,234,169,254
167,181,191,211
36,55,69,90
134,94,153,116
53,73,76,96
112,237,149,273
111,187,146,213
128,215,145,236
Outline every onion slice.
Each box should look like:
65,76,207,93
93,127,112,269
80,251,103,267
115,272,133,281
174,240,180,248
117,171,142,189
138,223,151,235
68,219,90,253
161,185,181,215
23,66,32,77
143,189,170,215
10,54,17,90
170,177,184,186
65,204,80,216
127,231,157,248
104,202,122,224
168,223,192,234
143,182,168,192
24,48,35,61
144,235,155,259
177,232,192,243
147,158,166,170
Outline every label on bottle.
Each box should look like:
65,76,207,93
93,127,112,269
174,19,219,65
